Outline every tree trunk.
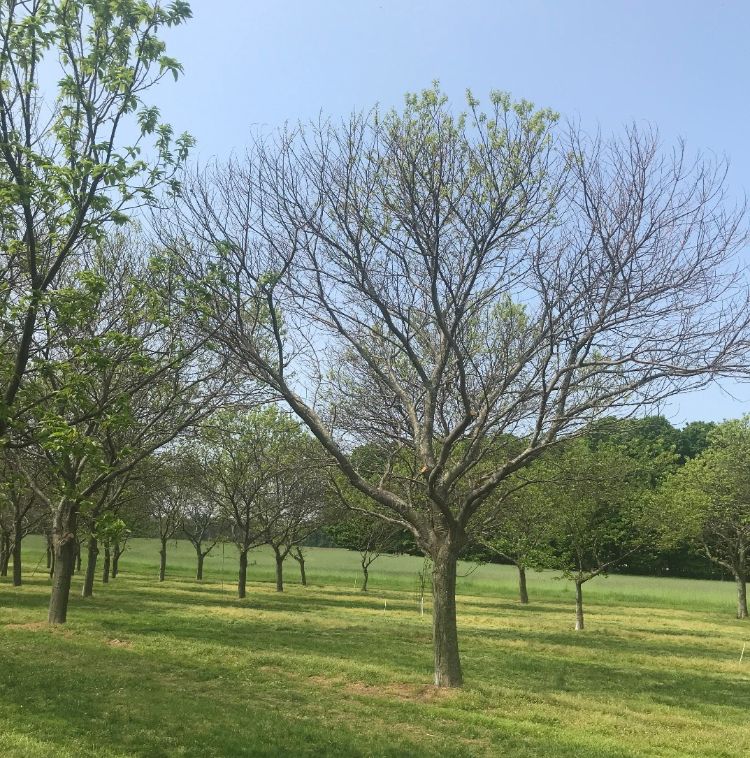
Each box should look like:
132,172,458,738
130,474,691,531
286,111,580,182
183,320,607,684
238,548,248,598
159,538,167,581
574,579,585,631
48,505,79,624
0,534,9,576
297,555,307,586
49,539,55,579
10,518,22,585
102,543,111,584
82,536,99,598
735,573,748,619
275,552,284,592
517,564,529,605
74,538,82,573
112,542,121,578
431,542,463,687
46,535,52,569
361,560,369,592
196,547,204,580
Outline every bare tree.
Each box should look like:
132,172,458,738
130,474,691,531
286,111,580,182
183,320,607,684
174,88,750,686
149,459,191,582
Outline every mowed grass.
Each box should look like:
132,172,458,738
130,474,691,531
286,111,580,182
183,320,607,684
1,537,749,757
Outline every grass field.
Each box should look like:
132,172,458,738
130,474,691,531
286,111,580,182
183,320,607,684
2,536,750,757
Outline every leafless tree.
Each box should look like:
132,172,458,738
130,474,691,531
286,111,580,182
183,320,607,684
173,89,750,686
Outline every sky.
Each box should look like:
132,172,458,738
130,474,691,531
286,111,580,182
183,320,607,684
154,0,750,425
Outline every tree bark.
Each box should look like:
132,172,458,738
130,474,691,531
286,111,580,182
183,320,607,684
74,538,82,573
12,519,23,586
574,579,585,631
82,536,98,598
517,564,529,605
431,542,463,687
46,535,52,569
238,548,248,598
196,547,204,580
735,573,748,619
48,505,79,624
0,534,9,576
159,538,167,582
297,555,307,586
112,542,121,577
361,560,369,592
102,543,111,584
275,552,284,592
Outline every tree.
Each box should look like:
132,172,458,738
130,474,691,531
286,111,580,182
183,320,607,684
661,418,750,619
149,462,186,582
200,408,299,599
0,447,45,585
15,238,226,622
176,87,750,686
476,479,558,605
290,546,307,586
677,421,716,462
0,0,193,439
539,440,663,630
181,478,221,581
256,440,328,592
326,512,402,592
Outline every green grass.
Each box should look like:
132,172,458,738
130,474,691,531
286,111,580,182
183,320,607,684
1,537,749,757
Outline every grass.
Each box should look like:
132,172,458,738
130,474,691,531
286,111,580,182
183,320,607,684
1,536,749,757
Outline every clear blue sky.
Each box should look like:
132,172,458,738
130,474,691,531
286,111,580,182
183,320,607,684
156,0,750,425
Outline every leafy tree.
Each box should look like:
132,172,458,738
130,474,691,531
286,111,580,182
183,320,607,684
255,434,329,592
660,418,750,618
539,440,666,629
326,512,403,592
177,86,750,686
0,0,193,438
199,408,305,599
677,421,716,462
0,447,46,584
181,477,222,581
476,480,558,605
15,237,225,622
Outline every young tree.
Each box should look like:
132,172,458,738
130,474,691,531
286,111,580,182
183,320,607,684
290,546,307,586
151,481,184,583
0,0,193,440
176,88,750,686
537,441,663,630
200,409,298,599
0,448,45,585
327,513,402,592
661,418,750,619
476,481,558,605
181,483,221,581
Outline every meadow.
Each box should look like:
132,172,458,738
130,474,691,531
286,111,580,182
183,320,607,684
1,536,749,757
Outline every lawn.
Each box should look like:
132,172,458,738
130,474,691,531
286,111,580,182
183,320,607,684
1,537,749,757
